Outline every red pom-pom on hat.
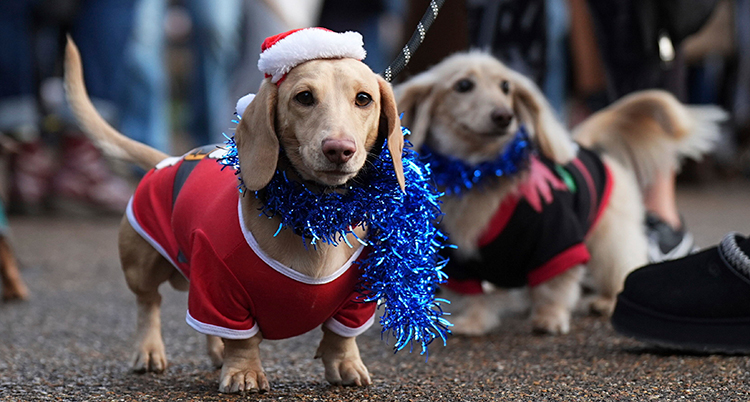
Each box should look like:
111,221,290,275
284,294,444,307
257,27,367,84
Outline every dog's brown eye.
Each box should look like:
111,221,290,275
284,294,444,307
295,91,314,106
355,92,372,107
454,79,474,93
501,80,510,94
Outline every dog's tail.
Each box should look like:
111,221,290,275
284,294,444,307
64,36,169,171
573,90,727,189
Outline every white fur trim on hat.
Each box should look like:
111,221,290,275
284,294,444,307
236,93,256,116
258,29,367,84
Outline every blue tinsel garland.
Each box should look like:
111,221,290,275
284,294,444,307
218,124,451,355
421,126,534,196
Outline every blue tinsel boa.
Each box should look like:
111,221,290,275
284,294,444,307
218,125,451,355
421,126,533,196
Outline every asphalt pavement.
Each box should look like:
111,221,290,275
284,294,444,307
1,180,750,401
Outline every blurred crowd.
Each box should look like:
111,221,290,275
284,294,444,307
0,0,748,216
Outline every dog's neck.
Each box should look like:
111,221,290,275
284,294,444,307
239,178,366,279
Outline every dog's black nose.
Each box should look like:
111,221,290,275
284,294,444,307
491,109,514,129
322,139,356,164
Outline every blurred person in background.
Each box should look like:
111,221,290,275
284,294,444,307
120,0,242,151
0,0,136,214
582,0,724,261
183,0,242,146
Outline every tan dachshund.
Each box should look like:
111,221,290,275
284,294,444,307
64,35,404,393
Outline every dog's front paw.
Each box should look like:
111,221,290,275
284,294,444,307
131,339,167,373
530,306,570,335
450,307,501,336
219,336,268,393
320,355,371,386
219,365,270,394
585,295,616,316
315,328,371,386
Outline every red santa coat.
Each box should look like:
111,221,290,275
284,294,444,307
126,147,376,340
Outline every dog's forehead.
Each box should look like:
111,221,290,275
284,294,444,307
282,58,379,94
440,54,512,83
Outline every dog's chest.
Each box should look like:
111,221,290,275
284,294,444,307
440,185,515,258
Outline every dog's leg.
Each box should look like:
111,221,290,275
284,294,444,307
119,218,175,373
175,266,222,368
530,265,584,335
206,335,224,368
314,327,371,386
219,333,269,393
0,236,28,301
449,293,503,336
585,159,648,316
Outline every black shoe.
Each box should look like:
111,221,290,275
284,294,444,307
612,232,750,353
645,213,695,263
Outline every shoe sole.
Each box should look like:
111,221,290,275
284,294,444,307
612,294,750,354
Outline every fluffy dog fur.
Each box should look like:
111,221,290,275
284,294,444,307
64,38,405,393
395,51,726,335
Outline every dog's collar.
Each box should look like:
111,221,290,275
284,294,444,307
420,126,534,196
217,125,451,356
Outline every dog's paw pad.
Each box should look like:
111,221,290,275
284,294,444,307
531,311,570,335
131,349,167,373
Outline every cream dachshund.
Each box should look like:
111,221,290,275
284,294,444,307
64,30,406,393
395,51,725,336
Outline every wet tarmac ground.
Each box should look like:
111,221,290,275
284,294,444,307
2,180,750,401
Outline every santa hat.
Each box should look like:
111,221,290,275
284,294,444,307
237,28,367,115
257,27,367,84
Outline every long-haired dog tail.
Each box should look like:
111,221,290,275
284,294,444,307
63,36,169,171
573,90,728,190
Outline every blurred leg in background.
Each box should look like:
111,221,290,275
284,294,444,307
119,0,170,154
185,0,241,145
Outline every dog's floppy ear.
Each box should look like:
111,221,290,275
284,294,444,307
511,71,576,164
378,76,405,191
235,79,279,191
393,72,438,149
